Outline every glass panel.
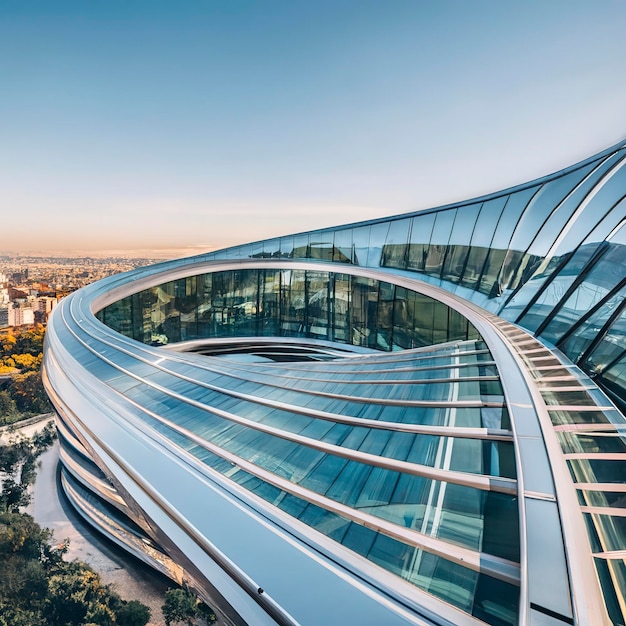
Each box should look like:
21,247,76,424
366,222,390,267
262,237,281,258
489,186,538,250
352,226,371,267
309,230,335,261
441,204,480,285
332,272,351,343
526,154,623,259
381,218,411,269
458,196,507,290
539,244,626,344
477,186,539,297
407,213,436,272
350,276,378,348
506,166,595,256
478,249,508,297
517,242,603,333
583,306,626,374
593,557,626,626
551,164,626,259
332,229,354,264
558,284,626,363
280,269,306,337
557,432,626,455
375,281,395,351
584,513,626,552
305,271,330,340
259,269,281,336
424,209,456,280
279,235,295,258
292,233,310,259
598,354,626,412
569,459,626,485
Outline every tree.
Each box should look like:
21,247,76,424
162,588,199,626
115,599,151,626
14,326,45,357
0,333,17,356
197,601,217,624
0,437,152,626
0,478,30,512
0,391,18,424
8,370,52,415
11,352,42,372
47,562,113,626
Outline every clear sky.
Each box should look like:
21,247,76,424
1,0,625,258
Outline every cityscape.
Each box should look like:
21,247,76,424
0,256,163,328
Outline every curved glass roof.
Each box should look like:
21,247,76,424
43,141,626,626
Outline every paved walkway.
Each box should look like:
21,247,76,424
0,412,55,444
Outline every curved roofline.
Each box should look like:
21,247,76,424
208,137,626,253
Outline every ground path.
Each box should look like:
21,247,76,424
4,414,170,626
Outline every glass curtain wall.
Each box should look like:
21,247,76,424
97,269,480,351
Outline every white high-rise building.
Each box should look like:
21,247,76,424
8,304,35,327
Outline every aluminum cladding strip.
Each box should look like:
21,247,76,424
97,374,521,585
44,350,470,626
483,319,612,626
60,303,517,493
65,317,510,440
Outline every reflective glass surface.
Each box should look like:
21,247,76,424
98,269,481,351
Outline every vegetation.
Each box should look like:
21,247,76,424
0,514,152,626
0,423,56,513
162,588,217,626
0,430,152,626
1,328,218,625
0,326,52,426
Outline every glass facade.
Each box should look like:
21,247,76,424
97,269,480,351
197,142,626,410
43,140,626,626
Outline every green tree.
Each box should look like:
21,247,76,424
0,478,30,512
162,588,199,626
0,390,18,424
115,599,151,626
197,601,217,624
31,422,57,454
9,370,52,415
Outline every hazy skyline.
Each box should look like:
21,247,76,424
1,0,626,258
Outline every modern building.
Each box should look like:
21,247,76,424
8,302,34,327
36,295,57,318
43,141,626,626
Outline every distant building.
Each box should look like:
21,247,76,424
37,296,57,317
0,306,8,329
8,303,34,327
8,286,28,301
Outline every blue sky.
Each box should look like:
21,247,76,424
1,0,625,257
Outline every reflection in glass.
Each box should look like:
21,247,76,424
98,269,481,352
